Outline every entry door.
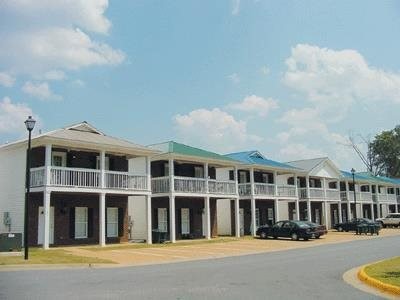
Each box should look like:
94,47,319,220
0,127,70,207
239,208,244,236
181,208,190,235
157,208,168,232
38,206,54,245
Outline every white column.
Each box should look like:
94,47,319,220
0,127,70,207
204,162,209,193
324,201,329,227
345,181,350,202
294,174,300,220
338,202,343,223
100,150,106,188
295,199,300,221
274,171,278,196
146,195,152,244
274,199,280,222
44,144,52,186
371,203,375,221
347,201,352,220
307,201,312,222
169,195,176,243
235,197,240,237
250,197,256,236
250,167,255,195
43,190,51,249
323,178,327,200
146,156,151,192
395,203,399,213
375,185,381,218
99,193,106,246
234,166,239,196
204,197,211,240
294,174,299,198
169,158,174,192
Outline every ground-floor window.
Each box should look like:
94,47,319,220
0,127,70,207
158,208,168,232
75,207,88,239
107,207,119,237
181,208,190,234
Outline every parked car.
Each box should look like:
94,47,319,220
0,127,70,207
256,220,318,241
304,222,327,238
375,213,400,228
333,218,380,232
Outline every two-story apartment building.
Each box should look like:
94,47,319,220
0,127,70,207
145,141,240,242
218,151,303,236
0,122,157,248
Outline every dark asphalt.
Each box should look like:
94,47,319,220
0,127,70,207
1,236,399,300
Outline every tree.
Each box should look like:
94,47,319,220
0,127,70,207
348,134,383,176
370,126,400,177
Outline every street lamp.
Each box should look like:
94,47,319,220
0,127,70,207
24,116,36,260
351,168,357,220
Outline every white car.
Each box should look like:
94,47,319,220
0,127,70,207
376,213,400,227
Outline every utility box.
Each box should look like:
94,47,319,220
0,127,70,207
0,233,22,252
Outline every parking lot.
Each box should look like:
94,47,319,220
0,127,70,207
63,229,400,267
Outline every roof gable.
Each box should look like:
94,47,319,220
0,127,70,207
65,122,104,135
287,157,341,178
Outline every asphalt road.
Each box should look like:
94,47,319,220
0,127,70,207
1,235,399,300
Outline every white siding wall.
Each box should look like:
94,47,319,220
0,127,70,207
0,146,26,235
217,199,232,235
128,157,147,175
128,195,147,240
278,201,289,220
216,168,231,181
276,174,291,185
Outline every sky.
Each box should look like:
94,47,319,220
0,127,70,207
1,0,400,171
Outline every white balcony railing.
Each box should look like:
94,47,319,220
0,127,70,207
359,192,372,202
105,171,147,190
378,193,388,201
309,188,324,199
174,176,206,193
299,188,308,199
208,180,236,195
340,191,347,201
30,167,45,187
238,183,251,196
326,189,340,200
254,183,275,196
30,166,149,191
278,185,297,197
387,194,397,202
151,176,170,193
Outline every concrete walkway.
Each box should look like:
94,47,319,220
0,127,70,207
64,229,400,267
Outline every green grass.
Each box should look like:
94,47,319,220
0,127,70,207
0,248,114,265
364,257,400,287
83,237,240,252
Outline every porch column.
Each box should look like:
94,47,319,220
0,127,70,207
323,201,329,227
375,185,381,218
295,198,300,221
323,178,327,200
345,181,350,202
43,190,51,249
274,199,280,222
395,203,399,213
100,150,106,188
44,144,52,186
204,197,211,240
146,156,151,192
204,162,209,193
273,171,278,196
338,202,343,223
169,195,176,243
347,201,351,221
235,197,240,237
169,158,175,192
371,203,375,221
250,168,256,236
294,174,300,221
99,193,106,247
146,195,152,244
234,166,239,196
307,199,312,222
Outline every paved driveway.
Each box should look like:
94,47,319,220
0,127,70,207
65,229,400,266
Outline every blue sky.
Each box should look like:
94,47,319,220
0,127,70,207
1,0,400,171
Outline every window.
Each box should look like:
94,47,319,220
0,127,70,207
75,207,88,239
262,174,268,184
107,207,118,238
194,166,204,178
255,208,260,228
158,208,168,232
164,163,169,176
239,171,247,183
52,152,66,167
96,156,110,170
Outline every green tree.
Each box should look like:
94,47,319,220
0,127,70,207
370,126,400,177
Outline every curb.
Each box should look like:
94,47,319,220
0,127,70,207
357,263,400,296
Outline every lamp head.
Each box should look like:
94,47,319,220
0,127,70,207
24,116,36,131
351,168,355,175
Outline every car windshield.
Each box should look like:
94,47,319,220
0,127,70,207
292,221,310,228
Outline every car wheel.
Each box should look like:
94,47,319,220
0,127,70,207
273,235,278,239
315,235,320,239
291,233,299,241
337,226,343,232
260,232,267,239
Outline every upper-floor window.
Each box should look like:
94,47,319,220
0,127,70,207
239,171,247,183
164,162,169,176
262,174,269,184
96,156,110,170
194,166,204,178
52,152,66,167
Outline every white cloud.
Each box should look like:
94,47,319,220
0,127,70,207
281,143,326,160
71,79,85,87
227,73,240,84
260,66,270,75
0,97,38,135
0,1,124,80
232,0,241,15
174,108,262,152
229,95,278,117
284,44,400,121
22,81,62,101
0,72,15,87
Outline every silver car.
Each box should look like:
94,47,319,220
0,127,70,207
376,213,400,227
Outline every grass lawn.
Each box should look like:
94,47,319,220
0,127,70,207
0,248,114,265
83,237,240,252
364,256,400,287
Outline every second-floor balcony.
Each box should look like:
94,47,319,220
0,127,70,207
151,176,237,195
30,166,148,191
299,188,340,200
238,183,297,198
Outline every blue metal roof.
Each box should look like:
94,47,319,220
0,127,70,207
341,171,400,185
225,151,300,171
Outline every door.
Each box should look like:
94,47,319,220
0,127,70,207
106,207,119,238
239,208,244,236
181,208,190,235
157,208,168,232
38,206,54,245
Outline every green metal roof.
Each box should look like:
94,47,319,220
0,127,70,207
148,141,238,163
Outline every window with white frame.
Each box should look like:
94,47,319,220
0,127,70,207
158,208,168,232
262,174,268,184
164,163,169,176
96,156,110,170
194,166,204,178
75,207,88,239
239,171,247,183
107,207,119,237
52,152,67,167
